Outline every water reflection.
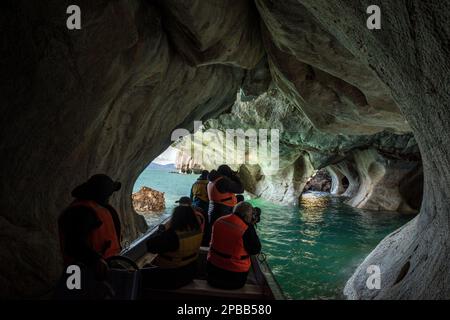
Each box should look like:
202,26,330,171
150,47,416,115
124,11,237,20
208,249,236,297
250,192,414,299
300,191,333,209
139,187,415,300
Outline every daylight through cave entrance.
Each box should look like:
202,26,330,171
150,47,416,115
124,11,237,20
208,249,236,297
132,146,200,228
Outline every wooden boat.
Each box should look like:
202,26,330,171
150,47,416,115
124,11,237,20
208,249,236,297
117,220,285,300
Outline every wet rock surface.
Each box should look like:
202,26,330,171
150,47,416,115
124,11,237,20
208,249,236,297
132,186,165,213
179,89,422,207
303,170,332,193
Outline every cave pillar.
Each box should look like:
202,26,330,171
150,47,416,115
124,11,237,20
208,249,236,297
345,149,419,213
326,165,347,195
295,0,450,299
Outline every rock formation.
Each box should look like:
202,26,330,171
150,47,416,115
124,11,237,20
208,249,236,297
327,161,360,198
327,166,348,196
132,187,165,213
1,0,448,299
175,89,422,208
175,149,204,174
345,149,420,212
303,170,332,193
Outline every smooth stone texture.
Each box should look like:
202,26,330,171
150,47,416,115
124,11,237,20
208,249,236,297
1,0,448,300
175,89,421,206
346,149,420,212
296,0,449,299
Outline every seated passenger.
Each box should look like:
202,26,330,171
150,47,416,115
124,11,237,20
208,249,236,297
204,165,244,245
175,196,206,232
58,174,123,266
207,202,261,290
142,205,203,289
55,174,122,299
190,170,209,213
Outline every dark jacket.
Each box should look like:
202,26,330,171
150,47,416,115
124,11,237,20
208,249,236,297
146,227,179,254
58,205,103,266
207,170,244,220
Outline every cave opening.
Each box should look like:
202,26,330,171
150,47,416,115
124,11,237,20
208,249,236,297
1,0,447,301
131,146,202,228
341,177,349,191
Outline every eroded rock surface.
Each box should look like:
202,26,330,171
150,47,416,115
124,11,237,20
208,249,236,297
304,169,332,193
1,0,448,299
296,0,449,299
132,186,165,213
256,0,410,135
1,0,258,298
175,89,422,206
346,149,420,212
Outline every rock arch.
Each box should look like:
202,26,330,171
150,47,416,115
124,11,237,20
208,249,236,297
0,0,448,299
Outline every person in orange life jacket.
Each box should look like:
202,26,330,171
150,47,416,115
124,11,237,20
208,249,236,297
207,201,261,290
205,165,244,244
190,170,209,214
58,174,122,280
143,205,203,289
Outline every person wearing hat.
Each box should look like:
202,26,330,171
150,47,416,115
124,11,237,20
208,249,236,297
58,174,123,271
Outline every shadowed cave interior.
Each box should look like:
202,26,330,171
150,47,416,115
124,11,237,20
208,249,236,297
0,0,449,299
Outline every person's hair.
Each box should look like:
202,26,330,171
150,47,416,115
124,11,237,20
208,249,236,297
217,164,234,178
199,170,209,180
233,201,253,218
169,205,200,232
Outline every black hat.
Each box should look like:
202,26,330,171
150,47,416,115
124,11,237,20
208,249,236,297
175,196,192,205
72,174,121,200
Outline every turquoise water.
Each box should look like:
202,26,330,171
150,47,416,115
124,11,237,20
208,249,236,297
133,169,414,299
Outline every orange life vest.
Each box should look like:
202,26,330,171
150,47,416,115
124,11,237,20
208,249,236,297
207,214,251,273
207,177,237,207
69,200,121,259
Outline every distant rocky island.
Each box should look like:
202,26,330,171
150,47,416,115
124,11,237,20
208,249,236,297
148,162,176,170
